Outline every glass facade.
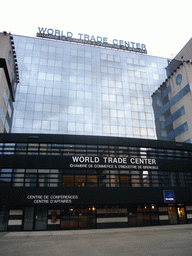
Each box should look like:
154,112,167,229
12,35,168,138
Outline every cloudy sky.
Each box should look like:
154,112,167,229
1,0,191,58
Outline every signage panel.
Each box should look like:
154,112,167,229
27,194,78,204
163,190,175,203
69,156,158,170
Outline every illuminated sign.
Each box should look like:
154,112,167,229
37,27,147,54
69,156,158,170
163,191,175,203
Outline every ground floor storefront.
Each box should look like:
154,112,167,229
1,133,192,231
1,202,192,232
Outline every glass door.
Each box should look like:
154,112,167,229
60,206,96,230
78,205,96,229
0,206,8,231
60,206,78,229
34,207,47,230
143,206,150,226
168,206,178,224
23,207,34,231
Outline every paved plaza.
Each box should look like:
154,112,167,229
0,224,192,256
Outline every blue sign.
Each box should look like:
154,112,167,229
163,190,175,203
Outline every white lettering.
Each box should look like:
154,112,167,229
72,156,99,163
103,157,127,164
72,156,79,162
28,195,78,204
34,199,49,204
130,158,157,165
27,195,43,200
70,164,87,168
94,164,114,169
118,165,137,169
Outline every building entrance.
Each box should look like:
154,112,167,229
23,206,47,231
168,204,187,225
60,205,96,230
23,207,34,231
1,202,191,232
168,206,178,224
0,206,8,231
177,205,187,224
128,205,158,227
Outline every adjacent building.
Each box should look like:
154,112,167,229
0,32,19,133
152,38,192,142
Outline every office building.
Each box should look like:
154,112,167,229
11,30,168,139
0,32,19,133
2,30,192,232
152,38,192,142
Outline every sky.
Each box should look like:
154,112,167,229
1,0,191,59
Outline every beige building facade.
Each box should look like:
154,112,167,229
0,32,19,133
174,38,192,62
152,38,192,142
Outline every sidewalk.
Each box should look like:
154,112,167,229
3,223,192,236
1,224,192,256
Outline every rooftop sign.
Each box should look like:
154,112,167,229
37,27,147,54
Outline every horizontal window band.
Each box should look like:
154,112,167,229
187,214,192,219
97,209,127,214
8,220,22,226
159,215,169,220
9,210,23,215
97,217,128,223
